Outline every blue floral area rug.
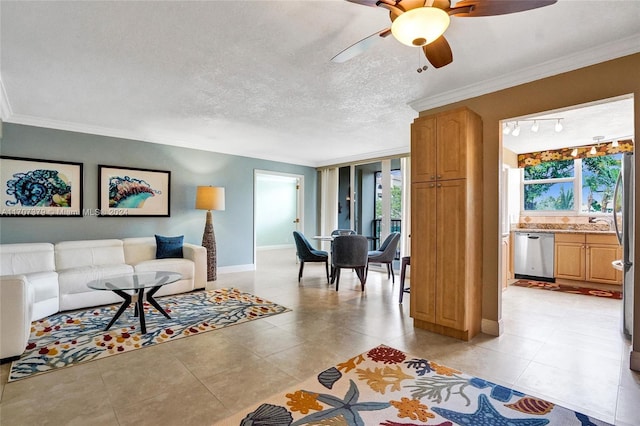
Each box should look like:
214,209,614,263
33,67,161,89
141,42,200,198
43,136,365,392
9,288,290,382
218,345,611,426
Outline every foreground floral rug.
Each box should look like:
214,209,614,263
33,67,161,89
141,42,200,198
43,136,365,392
9,288,289,381
512,279,622,299
219,345,611,426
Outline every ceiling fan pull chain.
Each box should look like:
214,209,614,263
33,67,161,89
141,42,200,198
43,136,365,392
417,49,428,73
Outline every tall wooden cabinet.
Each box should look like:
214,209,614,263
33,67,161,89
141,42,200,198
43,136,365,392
410,107,483,341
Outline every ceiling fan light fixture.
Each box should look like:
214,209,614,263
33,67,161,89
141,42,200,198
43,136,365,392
391,7,450,47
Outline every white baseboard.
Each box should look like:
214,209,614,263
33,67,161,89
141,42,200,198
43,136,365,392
481,318,503,336
257,244,294,251
218,264,255,274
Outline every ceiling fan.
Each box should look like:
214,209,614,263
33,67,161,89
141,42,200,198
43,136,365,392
332,0,557,69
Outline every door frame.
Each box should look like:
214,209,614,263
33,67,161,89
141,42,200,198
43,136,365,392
253,170,304,263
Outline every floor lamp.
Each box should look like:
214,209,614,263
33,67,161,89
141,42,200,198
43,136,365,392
195,186,225,281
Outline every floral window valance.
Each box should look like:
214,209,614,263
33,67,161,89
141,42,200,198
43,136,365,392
517,139,634,168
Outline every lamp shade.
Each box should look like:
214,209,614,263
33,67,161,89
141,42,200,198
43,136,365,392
195,186,225,211
391,7,450,47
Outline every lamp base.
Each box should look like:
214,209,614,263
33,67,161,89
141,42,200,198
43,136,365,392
202,210,217,281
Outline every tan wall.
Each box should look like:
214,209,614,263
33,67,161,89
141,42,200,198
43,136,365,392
416,53,640,358
502,147,518,168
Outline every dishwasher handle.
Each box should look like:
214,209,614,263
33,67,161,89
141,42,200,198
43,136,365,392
527,236,540,239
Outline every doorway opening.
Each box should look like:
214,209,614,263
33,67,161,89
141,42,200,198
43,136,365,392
499,94,635,335
254,170,304,264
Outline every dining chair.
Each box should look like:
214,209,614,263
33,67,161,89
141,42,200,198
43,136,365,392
399,256,410,303
366,232,401,283
330,235,368,291
292,231,330,283
331,229,356,236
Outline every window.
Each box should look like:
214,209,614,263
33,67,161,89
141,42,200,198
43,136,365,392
522,154,621,214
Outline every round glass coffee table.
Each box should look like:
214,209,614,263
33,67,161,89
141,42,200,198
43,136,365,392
87,271,182,334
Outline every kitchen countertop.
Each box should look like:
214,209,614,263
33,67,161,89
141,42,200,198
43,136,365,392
513,228,616,235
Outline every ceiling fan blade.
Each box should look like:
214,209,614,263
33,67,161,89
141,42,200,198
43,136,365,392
423,35,453,68
450,0,557,17
331,28,392,63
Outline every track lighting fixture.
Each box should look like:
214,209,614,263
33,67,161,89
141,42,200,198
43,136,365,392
612,140,619,148
511,122,521,137
555,119,563,132
530,120,539,132
589,146,597,155
571,148,578,157
503,118,563,136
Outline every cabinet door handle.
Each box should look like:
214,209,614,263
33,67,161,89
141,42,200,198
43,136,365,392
437,174,442,178
437,184,442,188
430,175,435,180
429,184,435,188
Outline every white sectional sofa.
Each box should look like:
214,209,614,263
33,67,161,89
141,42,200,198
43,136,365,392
0,237,207,360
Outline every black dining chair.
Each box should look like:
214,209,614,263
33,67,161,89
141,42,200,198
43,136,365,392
366,232,401,283
331,235,369,291
292,231,330,283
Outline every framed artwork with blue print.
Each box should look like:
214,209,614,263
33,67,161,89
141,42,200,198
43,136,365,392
98,165,170,217
0,156,83,217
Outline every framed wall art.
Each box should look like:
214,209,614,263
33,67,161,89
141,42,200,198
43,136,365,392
0,156,83,217
98,165,170,217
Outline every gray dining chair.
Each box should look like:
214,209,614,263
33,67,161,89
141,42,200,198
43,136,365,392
292,231,330,283
367,232,401,283
330,235,368,291
331,229,356,236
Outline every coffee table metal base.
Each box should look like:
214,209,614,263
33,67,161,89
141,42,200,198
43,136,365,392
104,286,171,334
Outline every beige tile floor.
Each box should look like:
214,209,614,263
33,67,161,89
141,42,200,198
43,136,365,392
1,248,639,425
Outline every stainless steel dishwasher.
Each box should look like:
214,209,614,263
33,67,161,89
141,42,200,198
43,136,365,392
514,231,555,282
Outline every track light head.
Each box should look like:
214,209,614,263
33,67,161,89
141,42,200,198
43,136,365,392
502,123,511,135
555,119,563,132
571,148,578,157
590,146,597,155
530,120,539,132
512,122,521,137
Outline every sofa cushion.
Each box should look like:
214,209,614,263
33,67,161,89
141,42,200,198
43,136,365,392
55,240,125,270
58,264,134,296
155,235,184,259
134,258,194,279
26,271,59,303
122,237,156,265
0,243,55,276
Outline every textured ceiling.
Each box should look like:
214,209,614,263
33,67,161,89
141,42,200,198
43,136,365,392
1,0,639,167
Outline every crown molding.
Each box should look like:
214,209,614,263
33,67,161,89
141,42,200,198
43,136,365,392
316,145,410,168
408,34,640,113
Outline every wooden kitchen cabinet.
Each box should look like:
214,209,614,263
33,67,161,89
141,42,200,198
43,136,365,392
586,234,622,284
411,108,471,183
554,233,621,285
555,233,586,281
410,107,483,341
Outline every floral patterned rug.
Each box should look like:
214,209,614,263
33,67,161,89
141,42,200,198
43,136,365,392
218,345,612,426
512,279,622,299
9,288,289,382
